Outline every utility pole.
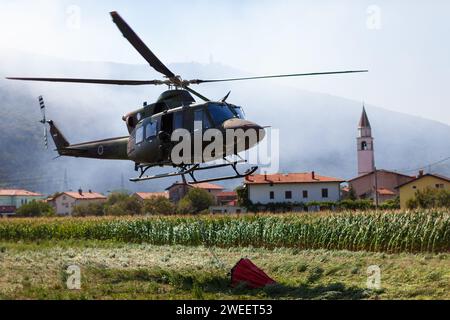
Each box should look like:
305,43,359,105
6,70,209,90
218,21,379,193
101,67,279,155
374,167,379,209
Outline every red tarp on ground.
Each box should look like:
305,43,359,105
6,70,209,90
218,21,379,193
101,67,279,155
230,258,277,289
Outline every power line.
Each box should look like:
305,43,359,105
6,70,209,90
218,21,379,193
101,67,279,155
392,156,450,174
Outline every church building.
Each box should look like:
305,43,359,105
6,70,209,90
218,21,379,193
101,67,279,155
348,107,414,204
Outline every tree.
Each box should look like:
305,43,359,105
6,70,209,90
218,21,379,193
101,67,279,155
348,186,357,201
177,188,215,214
106,192,130,206
104,193,143,216
177,197,195,215
236,186,252,208
16,201,55,217
143,196,176,215
72,202,105,217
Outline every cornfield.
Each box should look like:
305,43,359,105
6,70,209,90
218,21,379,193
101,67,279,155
0,210,449,253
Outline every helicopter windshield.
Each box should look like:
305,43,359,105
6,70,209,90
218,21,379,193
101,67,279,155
233,106,245,119
207,103,237,125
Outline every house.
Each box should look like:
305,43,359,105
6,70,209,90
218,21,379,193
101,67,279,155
349,170,415,203
133,192,169,202
166,182,224,203
349,107,415,204
209,191,247,214
48,190,107,216
0,189,45,217
244,172,344,205
396,172,450,209
216,191,238,206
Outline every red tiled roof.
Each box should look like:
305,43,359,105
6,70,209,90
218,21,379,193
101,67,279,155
396,173,450,189
217,191,238,198
191,183,224,190
377,188,396,196
245,173,344,185
359,106,371,128
62,192,107,200
134,192,169,200
349,170,415,182
0,189,43,197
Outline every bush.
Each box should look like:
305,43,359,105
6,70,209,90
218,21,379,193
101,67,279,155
16,201,55,217
379,197,400,210
337,200,375,211
72,202,105,217
407,188,450,209
143,197,176,215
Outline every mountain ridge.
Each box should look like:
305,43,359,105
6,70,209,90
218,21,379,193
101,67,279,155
1,53,449,194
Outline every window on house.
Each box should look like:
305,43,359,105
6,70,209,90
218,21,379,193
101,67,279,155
285,191,292,200
322,188,329,198
436,184,444,189
303,191,308,199
270,191,275,200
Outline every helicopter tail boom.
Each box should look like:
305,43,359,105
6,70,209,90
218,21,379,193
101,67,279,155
48,122,129,160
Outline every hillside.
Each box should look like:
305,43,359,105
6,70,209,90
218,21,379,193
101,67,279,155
1,52,449,194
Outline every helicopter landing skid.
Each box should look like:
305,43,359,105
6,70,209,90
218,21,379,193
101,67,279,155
130,160,258,184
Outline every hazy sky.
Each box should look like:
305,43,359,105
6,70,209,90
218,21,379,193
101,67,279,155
1,0,449,124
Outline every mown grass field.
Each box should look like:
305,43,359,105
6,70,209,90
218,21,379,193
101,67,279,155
0,242,448,300
0,210,449,300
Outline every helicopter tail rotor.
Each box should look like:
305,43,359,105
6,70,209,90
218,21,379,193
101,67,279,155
38,96,49,149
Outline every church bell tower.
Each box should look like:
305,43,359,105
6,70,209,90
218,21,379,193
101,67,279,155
357,106,375,176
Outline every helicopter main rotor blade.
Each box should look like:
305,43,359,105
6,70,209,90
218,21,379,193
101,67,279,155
189,70,368,84
6,77,166,86
183,86,210,102
110,11,175,79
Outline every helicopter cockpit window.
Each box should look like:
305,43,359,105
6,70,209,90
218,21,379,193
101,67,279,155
145,121,158,140
233,106,245,119
135,126,144,144
207,103,236,125
194,109,212,130
173,112,183,130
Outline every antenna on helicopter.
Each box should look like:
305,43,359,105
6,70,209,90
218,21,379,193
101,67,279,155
38,96,49,149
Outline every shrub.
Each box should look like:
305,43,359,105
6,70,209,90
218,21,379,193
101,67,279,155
72,202,105,217
379,197,400,210
407,188,450,209
15,201,55,217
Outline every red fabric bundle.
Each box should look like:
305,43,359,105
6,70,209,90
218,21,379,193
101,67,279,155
231,258,277,289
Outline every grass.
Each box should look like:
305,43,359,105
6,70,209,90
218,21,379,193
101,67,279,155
0,210,449,253
0,241,448,300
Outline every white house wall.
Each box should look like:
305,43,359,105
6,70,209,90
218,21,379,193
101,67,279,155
248,183,341,204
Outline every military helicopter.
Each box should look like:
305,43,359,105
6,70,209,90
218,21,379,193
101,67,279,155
7,11,367,184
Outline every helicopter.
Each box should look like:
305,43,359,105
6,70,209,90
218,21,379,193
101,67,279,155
7,11,367,184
